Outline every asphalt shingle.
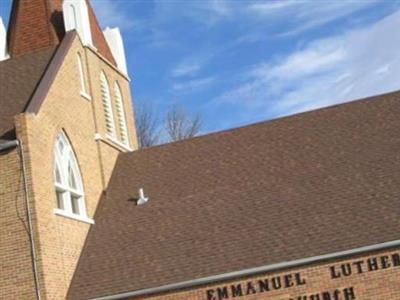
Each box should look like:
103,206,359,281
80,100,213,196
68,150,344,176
0,47,55,140
68,91,400,299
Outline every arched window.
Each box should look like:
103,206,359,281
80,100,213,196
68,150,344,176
77,53,89,97
114,82,129,145
100,71,116,138
54,132,88,220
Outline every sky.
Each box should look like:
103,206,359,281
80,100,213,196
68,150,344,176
1,0,400,134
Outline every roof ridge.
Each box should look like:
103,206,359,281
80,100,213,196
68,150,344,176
124,89,400,156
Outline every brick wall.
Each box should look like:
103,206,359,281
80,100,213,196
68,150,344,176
1,34,137,299
135,247,400,300
0,146,37,299
7,0,62,57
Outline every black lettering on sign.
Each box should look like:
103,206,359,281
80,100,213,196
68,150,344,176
333,290,341,300
204,271,306,299
230,284,243,297
271,277,282,290
352,261,364,274
295,272,307,285
343,287,356,300
258,279,269,292
330,266,341,279
217,287,229,299
206,289,216,300
341,263,352,276
245,282,257,295
321,291,331,300
392,253,400,266
367,257,379,271
309,294,320,300
329,251,400,280
291,287,356,300
284,274,294,288
380,255,391,269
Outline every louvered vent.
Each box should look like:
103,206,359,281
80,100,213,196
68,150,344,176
114,83,129,145
100,72,116,137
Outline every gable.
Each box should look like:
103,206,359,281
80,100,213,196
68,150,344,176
0,0,125,142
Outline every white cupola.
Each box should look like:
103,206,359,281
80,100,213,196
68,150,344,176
63,0,93,47
0,17,9,61
103,27,128,75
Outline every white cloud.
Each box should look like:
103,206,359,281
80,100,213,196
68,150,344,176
256,41,346,81
208,0,231,16
152,0,233,29
247,1,378,36
214,9,400,120
248,1,305,13
161,1,383,76
91,0,136,30
172,77,215,92
170,45,230,79
171,62,201,77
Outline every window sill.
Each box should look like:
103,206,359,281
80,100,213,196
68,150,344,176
95,133,133,152
106,134,133,152
54,208,95,224
80,91,92,101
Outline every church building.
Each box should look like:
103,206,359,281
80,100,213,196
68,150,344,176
0,1,399,300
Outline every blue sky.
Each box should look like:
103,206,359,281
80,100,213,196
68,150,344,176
1,0,400,134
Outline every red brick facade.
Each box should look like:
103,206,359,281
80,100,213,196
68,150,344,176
7,0,63,57
7,0,116,65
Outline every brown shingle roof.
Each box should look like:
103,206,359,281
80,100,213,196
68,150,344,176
86,0,116,65
68,91,400,299
0,47,55,140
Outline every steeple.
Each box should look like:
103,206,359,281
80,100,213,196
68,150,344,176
7,0,64,57
6,0,116,65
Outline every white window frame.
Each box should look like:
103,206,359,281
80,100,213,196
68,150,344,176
53,132,93,224
100,71,116,138
114,82,129,146
77,53,91,100
68,4,78,30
